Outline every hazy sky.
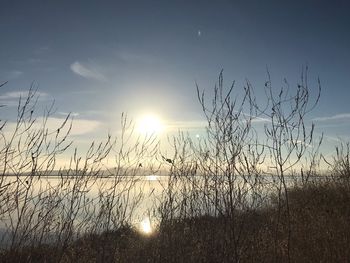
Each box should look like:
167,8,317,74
1,0,350,155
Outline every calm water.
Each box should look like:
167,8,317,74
0,175,167,241
0,173,301,245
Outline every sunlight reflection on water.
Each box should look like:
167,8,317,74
0,175,167,232
140,216,152,234
0,173,284,240
145,174,158,181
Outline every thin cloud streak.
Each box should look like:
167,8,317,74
0,70,23,80
57,111,80,117
0,91,49,106
0,91,48,100
165,116,270,132
313,113,350,122
42,117,102,136
70,61,107,81
165,120,207,131
3,117,101,137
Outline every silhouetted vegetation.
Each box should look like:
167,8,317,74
1,178,349,262
0,72,349,262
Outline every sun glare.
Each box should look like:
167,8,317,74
140,217,152,234
146,174,158,181
137,114,164,135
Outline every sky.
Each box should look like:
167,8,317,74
0,0,350,159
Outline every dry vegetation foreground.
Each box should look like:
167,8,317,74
1,178,350,263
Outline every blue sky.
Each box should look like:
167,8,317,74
0,0,350,157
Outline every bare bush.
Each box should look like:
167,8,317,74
0,85,159,262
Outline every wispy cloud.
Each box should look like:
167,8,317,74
8,70,23,79
0,90,49,106
165,116,270,132
57,111,80,117
47,117,101,136
70,61,106,81
165,120,207,131
0,91,48,100
3,117,101,137
313,113,350,122
1,70,23,80
251,116,270,123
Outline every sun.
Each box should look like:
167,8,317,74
137,114,164,135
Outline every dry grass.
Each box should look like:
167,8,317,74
1,179,349,263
